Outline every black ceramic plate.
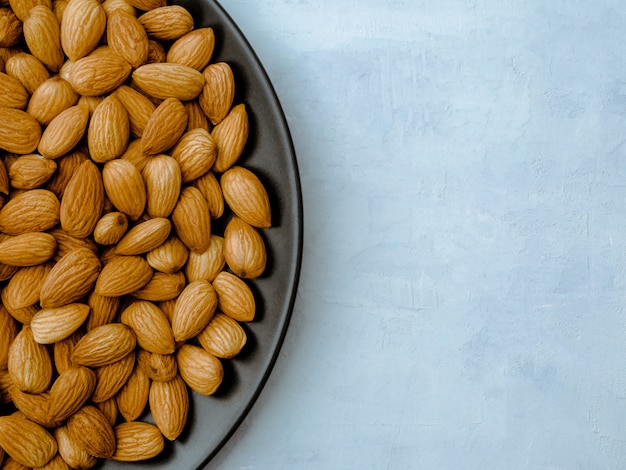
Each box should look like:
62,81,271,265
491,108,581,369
102,1,302,468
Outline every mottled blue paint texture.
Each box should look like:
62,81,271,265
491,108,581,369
209,1,626,468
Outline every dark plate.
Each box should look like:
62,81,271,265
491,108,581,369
102,0,302,468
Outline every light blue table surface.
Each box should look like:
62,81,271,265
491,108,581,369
209,1,626,468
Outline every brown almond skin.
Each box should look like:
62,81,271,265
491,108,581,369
166,27,214,71
102,159,147,220
50,227,99,261
142,154,182,218
60,160,105,238
0,232,56,266
138,5,193,41
184,99,210,132
0,107,42,154
9,388,59,428
171,186,211,252
146,234,188,274
27,76,77,124
68,47,132,96
0,305,17,368
49,366,97,422
38,104,90,159
7,326,53,393
115,217,171,255
132,62,204,100
141,97,188,155
86,290,121,331
2,263,52,315
9,153,57,189
9,0,52,21
223,216,267,278
71,323,136,368
116,363,150,422
197,312,247,359
176,344,223,396
66,405,116,459
30,303,90,344
171,128,216,183
92,351,135,403
95,255,153,296
0,413,57,468
137,349,176,382
120,301,175,354
115,85,155,138
93,211,129,245
60,0,106,61
54,425,98,470
88,94,130,163
0,8,22,47
199,62,234,125
0,71,29,109
0,189,59,235
23,5,64,72
107,9,149,68
132,271,185,302
112,422,165,462
212,271,256,322
221,166,272,228
194,170,225,219
149,375,188,440
126,0,165,11
39,247,102,308
211,103,249,172
96,396,119,427
46,149,88,199
53,330,83,375
171,280,217,342
6,53,50,95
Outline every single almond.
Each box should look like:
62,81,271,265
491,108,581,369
66,405,116,459
71,323,136,368
149,375,188,440
212,271,256,322
88,94,130,163
9,388,58,428
116,363,150,422
0,107,42,154
171,127,216,183
0,7,22,47
111,422,165,462
194,170,224,218
96,395,119,427
68,47,132,96
2,263,52,318
171,186,211,252
138,5,193,41
137,349,176,382
223,216,267,278
221,166,272,228
185,235,224,282
23,5,64,72
102,0,136,16
142,154,181,218
27,76,77,124
212,103,249,172
95,255,153,296
7,325,53,393
9,153,57,189
0,232,56,266
120,301,175,354
60,0,106,60
5,53,50,95
166,27,214,71
30,303,90,344
171,280,217,342
132,62,204,101
54,425,98,470
48,366,97,422
199,62,234,125
60,160,105,237
126,0,165,11
114,85,155,138
102,159,147,220
121,138,150,171
0,71,29,109
86,291,121,331
176,344,223,396
197,312,247,359
146,234,188,274
0,413,57,468
185,99,210,132
92,351,135,403
107,9,149,68
115,217,171,255
93,211,129,245
0,189,59,235
38,104,89,159
46,149,88,199
141,97,187,155
39,247,102,308
132,271,185,302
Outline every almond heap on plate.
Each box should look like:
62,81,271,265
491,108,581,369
0,0,273,467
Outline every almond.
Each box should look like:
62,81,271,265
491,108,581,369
171,186,211,252
9,153,57,189
132,271,185,302
0,189,59,235
54,425,98,470
114,85,155,138
92,351,135,403
111,422,164,462
197,312,247,359
48,366,97,422
0,305,17,368
0,71,29,108
176,344,223,396
212,271,256,322
93,211,128,245
60,0,106,60
68,47,132,96
8,0,52,21
5,53,50,94
171,128,216,183
199,62,234,125
37,454,70,470
38,104,89,159
76,92,104,114
102,0,136,17
96,396,119,427
30,303,90,344
45,149,87,198
223,216,267,278
102,159,147,220
146,234,188,273
132,62,204,101
86,291,121,330
52,330,82,375
88,94,130,162
136,349,176,382
60,160,105,237
2,263,52,316
0,107,42,154
95,255,153,296
167,27,214,71
126,0,164,11
116,363,150,422
28,76,77,125
39,247,102,308
141,97,187,155
0,413,57,468
49,227,99,260
212,103,249,172
66,405,116,459
9,388,57,428
142,154,181,218
0,368,12,404
194,170,224,218
171,280,217,342
52,0,68,23
149,375,188,440
0,232,56,266
184,99,210,132
221,166,272,228
120,138,150,171
0,7,22,47
138,5,193,41
0,158,8,193
146,38,165,64
7,326,53,393
120,301,174,354
23,5,64,72
107,9,149,68
115,216,171,255
71,323,136,368
185,235,223,282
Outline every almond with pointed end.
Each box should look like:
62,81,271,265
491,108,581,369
167,27,214,71
221,166,272,228
0,8,22,47
120,301,174,354
176,344,223,396
31,303,90,344
171,186,211,252
9,0,52,21
88,94,129,163
53,331,82,375
66,405,116,459
54,425,99,470
23,5,64,72
194,170,224,218
68,47,132,96
8,326,53,393
171,280,217,342
115,85,155,138
185,235,224,282
138,5,193,41
102,0,136,16
93,211,128,245
2,263,52,317
95,255,153,296
0,189,59,235
199,62,234,125
71,323,136,368
223,216,267,278
86,291,121,331
112,422,164,462
146,235,188,273
116,364,150,422
185,99,210,132
132,63,204,100
0,232,56,266
149,375,188,440
96,396,119,427
212,103,249,172
115,217,171,255
146,38,165,63
9,388,58,428
142,154,181,218
38,104,89,159
137,349,176,382
60,160,105,237
212,271,255,322
121,138,150,171
0,107,41,154
9,154,57,189
0,72,29,109
171,128,216,183
27,76,77,124
141,97,187,155
39,248,102,307
6,53,50,95
107,9,149,68
198,312,247,359
60,0,105,60
102,159,147,220
49,366,97,422
92,351,135,403
0,413,57,468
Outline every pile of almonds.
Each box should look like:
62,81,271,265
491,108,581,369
0,0,273,467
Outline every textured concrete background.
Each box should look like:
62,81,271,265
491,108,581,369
208,1,626,468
